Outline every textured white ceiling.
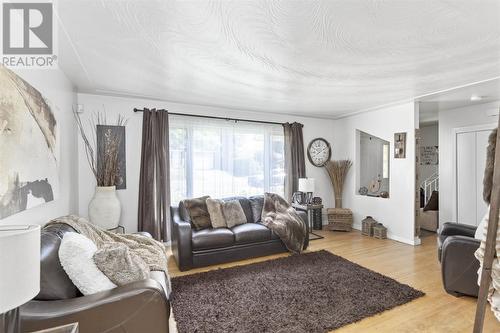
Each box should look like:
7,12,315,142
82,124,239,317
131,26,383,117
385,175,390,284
418,78,500,124
58,0,500,118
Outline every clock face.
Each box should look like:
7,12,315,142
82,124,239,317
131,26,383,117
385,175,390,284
307,138,331,167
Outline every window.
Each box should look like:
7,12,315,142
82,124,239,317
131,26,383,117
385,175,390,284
169,116,285,203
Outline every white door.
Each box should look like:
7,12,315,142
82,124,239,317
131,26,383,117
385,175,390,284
456,128,493,226
476,130,490,223
457,132,477,225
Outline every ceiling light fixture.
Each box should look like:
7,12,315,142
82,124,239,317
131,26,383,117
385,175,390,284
470,95,484,101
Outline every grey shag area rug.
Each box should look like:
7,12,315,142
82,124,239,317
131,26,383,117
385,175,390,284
170,250,424,333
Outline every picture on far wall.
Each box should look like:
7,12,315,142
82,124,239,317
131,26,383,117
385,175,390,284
394,132,407,159
96,125,127,189
0,66,58,219
420,146,439,165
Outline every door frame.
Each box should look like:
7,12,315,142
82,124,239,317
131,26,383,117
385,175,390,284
452,123,496,223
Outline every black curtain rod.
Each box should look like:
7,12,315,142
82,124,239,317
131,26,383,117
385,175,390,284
133,108,283,126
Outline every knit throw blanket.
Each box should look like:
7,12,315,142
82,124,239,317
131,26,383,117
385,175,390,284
47,215,170,293
261,193,307,254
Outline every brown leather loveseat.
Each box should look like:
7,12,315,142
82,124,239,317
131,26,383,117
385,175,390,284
171,195,309,271
20,223,170,333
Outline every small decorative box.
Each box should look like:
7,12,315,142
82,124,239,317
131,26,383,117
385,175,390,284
361,216,378,236
373,223,387,239
326,208,353,232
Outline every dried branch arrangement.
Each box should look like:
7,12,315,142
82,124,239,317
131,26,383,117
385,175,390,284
325,159,352,208
73,109,127,187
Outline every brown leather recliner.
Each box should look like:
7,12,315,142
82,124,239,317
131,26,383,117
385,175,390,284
438,222,480,297
20,223,170,333
171,195,309,271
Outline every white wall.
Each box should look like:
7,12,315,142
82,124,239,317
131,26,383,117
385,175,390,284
418,124,438,186
76,93,336,233
439,101,500,225
0,68,78,226
332,102,417,245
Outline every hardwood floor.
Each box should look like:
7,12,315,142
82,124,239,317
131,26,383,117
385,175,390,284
167,230,499,332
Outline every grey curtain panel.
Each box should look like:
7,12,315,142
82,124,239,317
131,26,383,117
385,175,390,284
138,109,170,241
283,122,306,202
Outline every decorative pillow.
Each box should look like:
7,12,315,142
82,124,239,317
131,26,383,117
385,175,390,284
58,232,116,295
423,191,438,211
248,195,264,223
93,243,150,286
182,196,211,230
206,198,227,228
223,200,247,228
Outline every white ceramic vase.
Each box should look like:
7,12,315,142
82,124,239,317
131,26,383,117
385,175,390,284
88,186,121,229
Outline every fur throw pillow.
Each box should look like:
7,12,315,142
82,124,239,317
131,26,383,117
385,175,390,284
93,243,150,286
59,232,116,295
206,198,227,228
223,200,247,228
183,196,211,230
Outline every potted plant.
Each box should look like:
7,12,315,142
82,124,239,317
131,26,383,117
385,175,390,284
324,159,353,232
74,111,126,229
325,159,352,208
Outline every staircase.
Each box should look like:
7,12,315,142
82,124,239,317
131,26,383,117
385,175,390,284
422,172,439,204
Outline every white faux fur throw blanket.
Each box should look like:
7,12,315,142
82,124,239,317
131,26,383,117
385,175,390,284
47,215,171,294
475,207,500,321
261,192,307,254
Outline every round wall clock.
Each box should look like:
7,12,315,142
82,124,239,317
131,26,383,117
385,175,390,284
307,138,331,167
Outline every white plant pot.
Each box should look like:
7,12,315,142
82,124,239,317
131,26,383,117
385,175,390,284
88,186,121,229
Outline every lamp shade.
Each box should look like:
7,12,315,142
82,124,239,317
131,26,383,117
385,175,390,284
298,178,315,192
0,225,40,313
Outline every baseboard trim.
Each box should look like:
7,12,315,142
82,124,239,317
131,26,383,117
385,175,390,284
352,223,419,246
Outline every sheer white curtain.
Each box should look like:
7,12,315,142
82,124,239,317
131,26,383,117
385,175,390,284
169,115,284,204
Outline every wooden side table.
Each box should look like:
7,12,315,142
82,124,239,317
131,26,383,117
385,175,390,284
292,203,324,240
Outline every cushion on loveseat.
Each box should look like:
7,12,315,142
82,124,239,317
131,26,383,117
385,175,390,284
232,223,271,244
248,195,264,223
221,196,253,223
191,228,235,250
182,196,211,230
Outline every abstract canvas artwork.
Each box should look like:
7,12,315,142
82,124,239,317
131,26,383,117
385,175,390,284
0,66,58,219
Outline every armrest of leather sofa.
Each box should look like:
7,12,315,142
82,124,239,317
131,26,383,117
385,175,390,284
439,222,477,238
21,279,169,333
170,207,193,271
438,222,477,260
296,210,309,250
440,235,480,297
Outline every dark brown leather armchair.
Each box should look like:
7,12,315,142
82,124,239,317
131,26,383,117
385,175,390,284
20,223,170,333
438,222,480,297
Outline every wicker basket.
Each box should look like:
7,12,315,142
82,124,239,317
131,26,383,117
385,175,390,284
326,208,353,231
373,223,387,239
361,216,378,236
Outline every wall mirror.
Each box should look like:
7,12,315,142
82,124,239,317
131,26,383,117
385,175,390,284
356,130,390,198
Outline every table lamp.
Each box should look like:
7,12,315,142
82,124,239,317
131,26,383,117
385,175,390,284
298,178,315,204
0,225,41,333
